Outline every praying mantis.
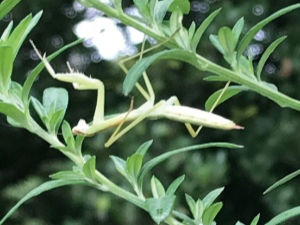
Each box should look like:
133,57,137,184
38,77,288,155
30,35,242,148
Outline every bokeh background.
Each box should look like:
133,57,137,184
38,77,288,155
1,0,300,224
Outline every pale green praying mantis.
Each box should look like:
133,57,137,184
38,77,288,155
30,36,242,148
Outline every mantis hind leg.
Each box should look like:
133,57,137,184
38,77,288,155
173,81,231,138
104,101,164,148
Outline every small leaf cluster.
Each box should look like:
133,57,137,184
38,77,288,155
110,140,241,224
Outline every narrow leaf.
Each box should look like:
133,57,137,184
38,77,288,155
264,169,300,195
0,45,14,90
202,187,224,208
256,36,287,80
146,195,176,224
185,194,196,217
123,49,203,95
194,199,204,222
0,179,87,225
166,175,185,196
138,142,242,189
209,34,224,54
218,26,235,54
0,0,21,21
154,0,175,23
136,139,153,156
188,21,196,42
110,155,127,177
7,11,43,60
250,214,260,225
31,97,48,122
191,8,222,52
265,206,300,225
205,85,248,111
22,39,83,103
50,171,85,180
83,156,96,180
126,154,143,180
203,75,229,82
232,17,244,45
1,21,13,41
0,102,25,124
151,176,166,198
202,202,223,225
237,3,300,58
169,0,190,14
62,120,75,148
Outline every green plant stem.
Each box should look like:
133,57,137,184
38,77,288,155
86,0,300,111
84,0,177,48
25,112,147,210
25,115,85,166
94,170,147,210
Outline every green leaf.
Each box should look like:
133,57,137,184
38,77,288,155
185,194,196,217
0,0,21,21
75,135,85,155
50,170,85,180
0,102,25,124
194,199,204,222
133,0,151,22
31,97,48,123
250,214,260,225
154,0,175,23
138,142,242,189
232,17,244,44
237,3,300,58
202,202,223,225
62,120,75,148
83,156,96,180
235,222,245,225
151,176,166,198
256,36,287,80
123,49,201,95
218,26,236,54
166,175,185,196
22,39,83,103
203,75,229,82
0,45,14,90
48,109,65,134
126,154,143,180
0,179,87,225
188,21,196,42
264,169,300,195
202,187,224,208
146,195,176,224
191,8,222,51
265,206,300,225
136,139,153,156
209,34,224,54
110,155,127,177
169,0,190,14
205,85,248,111
43,87,68,114
7,11,43,60
1,21,13,41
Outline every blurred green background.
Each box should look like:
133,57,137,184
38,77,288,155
1,0,300,224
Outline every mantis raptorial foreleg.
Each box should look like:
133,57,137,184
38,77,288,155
30,40,105,124
194,81,232,136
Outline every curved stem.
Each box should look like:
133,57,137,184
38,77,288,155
85,0,300,111
94,171,146,210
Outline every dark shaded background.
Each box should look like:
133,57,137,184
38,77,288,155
1,0,300,224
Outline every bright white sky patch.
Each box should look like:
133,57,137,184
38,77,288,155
73,6,144,60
